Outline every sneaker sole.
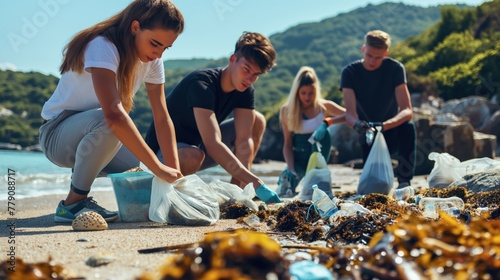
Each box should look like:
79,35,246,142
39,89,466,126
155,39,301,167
103,215,119,222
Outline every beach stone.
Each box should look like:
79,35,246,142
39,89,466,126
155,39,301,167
330,123,362,163
72,211,108,231
474,132,497,159
86,253,115,267
451,169,500,192
479,110,500,136
439,96,499,129
478,110,500,155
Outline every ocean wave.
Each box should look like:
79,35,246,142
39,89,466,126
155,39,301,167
1,173,113,201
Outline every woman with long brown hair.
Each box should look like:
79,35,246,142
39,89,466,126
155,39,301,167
39,0,184,222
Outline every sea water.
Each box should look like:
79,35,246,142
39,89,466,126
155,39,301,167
0,150,110,200
0,150,278,201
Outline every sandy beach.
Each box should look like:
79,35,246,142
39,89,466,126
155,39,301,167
0,160,430,279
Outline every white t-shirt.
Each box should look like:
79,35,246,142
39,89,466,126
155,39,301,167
41,36,165,120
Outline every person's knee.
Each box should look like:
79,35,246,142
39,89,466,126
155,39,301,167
178,147,205,175
90,117,120,147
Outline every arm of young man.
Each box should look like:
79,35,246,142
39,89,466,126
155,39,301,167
381,83,413,131
145,82,180,171
193,107,263,190
91,68,182,183
232,108,254,168
342,88,360,128
232,107,257,186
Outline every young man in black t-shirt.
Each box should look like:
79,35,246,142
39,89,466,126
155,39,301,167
146,32,281,204
340,30,416,189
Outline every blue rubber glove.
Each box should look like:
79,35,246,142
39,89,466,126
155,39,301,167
353,120,370,134
256,184,282,204
313,122,328,141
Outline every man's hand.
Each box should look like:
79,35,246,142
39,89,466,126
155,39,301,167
256,184,282,204
368,122,383,131
313,122,328,141
353,120,370,134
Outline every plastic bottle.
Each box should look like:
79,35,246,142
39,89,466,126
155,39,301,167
390,186,415,200
279,174,294,198
242,214,261,228
339,202,372,216
422,203,439,219
440,206,461,217
312,184,338,217
418,196,465,211
414,195,423,205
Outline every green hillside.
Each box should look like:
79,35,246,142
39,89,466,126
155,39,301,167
392,0,500,101
0,71,58,146
3,1,497,148
163,58,213,71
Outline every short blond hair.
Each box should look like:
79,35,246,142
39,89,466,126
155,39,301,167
365,30,391,50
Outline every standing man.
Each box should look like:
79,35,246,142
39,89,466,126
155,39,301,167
146,31,281,203
340,30,416,189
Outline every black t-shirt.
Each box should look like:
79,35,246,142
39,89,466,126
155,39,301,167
340,58,406,122
145,68,255,153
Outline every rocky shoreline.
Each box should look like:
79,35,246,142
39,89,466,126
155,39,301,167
0,142,42,151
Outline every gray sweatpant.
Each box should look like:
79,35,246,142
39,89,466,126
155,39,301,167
39,109,139,194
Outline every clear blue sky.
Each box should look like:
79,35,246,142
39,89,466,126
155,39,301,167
0,0,488,77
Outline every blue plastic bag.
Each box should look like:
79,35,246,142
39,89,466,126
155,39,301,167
289,260,333,280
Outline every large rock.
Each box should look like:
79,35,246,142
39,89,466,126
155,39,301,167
474,132,497,160
330,124,362,163
257,114,284,162
479,110,500,136
415,119,475,174
478,110,500,155
439,96,499,129
452,169,500,193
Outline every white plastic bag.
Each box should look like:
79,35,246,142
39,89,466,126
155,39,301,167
149,174,220,226
427,152,462,188
428,152,500,188
357,130,394,195
297,151,333,200
208,180,258,212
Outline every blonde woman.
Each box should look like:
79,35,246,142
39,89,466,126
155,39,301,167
39,0,184,222
277,66,345,196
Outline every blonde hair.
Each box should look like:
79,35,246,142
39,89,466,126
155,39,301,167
365,30,391,50
284,66,325,131
59,0,184,112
